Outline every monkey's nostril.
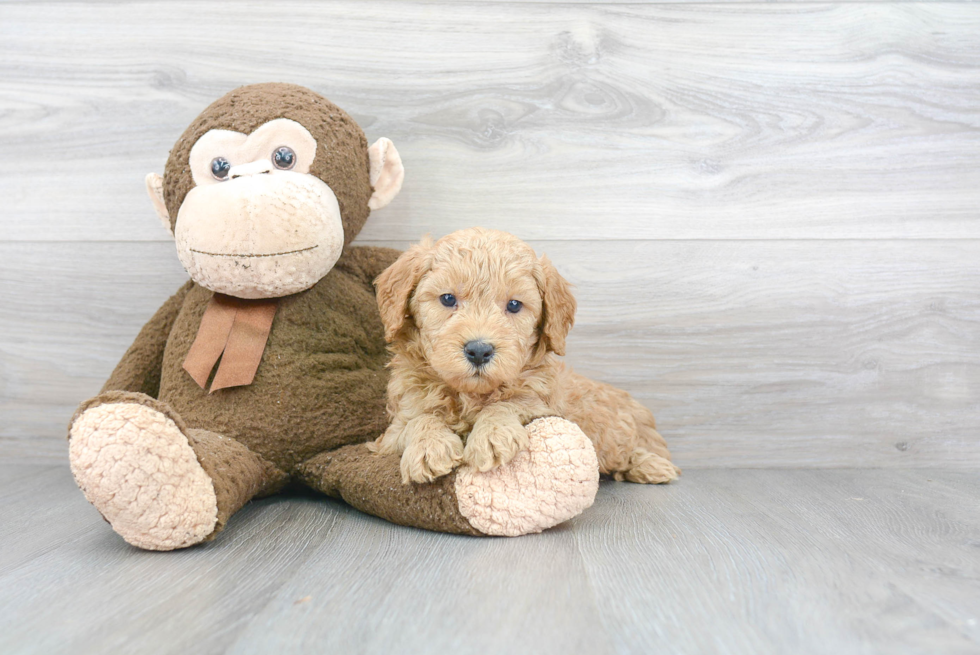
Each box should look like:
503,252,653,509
463,340,495,367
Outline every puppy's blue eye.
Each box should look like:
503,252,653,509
439,293,456,307
506,299,522,313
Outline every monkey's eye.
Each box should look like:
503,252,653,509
506,300,523,314
273,146,296,170
210,157,231,180
439,294,457,308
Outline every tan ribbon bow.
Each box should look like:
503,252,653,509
182,294,278,392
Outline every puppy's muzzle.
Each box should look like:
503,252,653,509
463,340,495,368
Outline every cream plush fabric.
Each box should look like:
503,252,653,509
69,402,219,550
455,417,600,536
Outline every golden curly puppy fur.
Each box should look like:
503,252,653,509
372,228,681,486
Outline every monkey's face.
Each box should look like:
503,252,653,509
146,84,405,300
173,119,343,299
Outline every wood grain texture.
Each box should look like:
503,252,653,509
573,468,980,655
3,239,977,467
1,465,977,654
1,2,979,241
2,5,976,655
2,1,979,466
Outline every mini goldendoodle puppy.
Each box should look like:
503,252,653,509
371,227,680,486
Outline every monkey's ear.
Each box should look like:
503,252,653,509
534,255,577,356
367,138,405,211
374,236,433,342
145,173,173,237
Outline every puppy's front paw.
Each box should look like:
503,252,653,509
400,428,464,484
464,416,529,472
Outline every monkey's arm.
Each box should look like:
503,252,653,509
100,280,194,397
296,416,599,537
334,246,402,291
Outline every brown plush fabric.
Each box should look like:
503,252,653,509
295,444,483,536
82,246,402,542
184,428,289,540
154,246,399,471
72,389,190,435
163,83,373,247
334,245,408,289
100,282,194,396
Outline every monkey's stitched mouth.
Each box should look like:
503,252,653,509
190,245,318,258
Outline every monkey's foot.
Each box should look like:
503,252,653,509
69,402,218,551
454,417,600,536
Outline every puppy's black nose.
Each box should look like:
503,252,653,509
463,340,495,367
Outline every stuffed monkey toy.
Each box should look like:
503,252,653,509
67,84,599,550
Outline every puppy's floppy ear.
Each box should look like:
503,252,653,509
375,237,433,342
534,255,576,356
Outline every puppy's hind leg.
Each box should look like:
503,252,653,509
565,373,680,484
623,397,681,484
615,448,680,484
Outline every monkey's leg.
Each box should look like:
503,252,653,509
68,391,287,550
295,417,600,537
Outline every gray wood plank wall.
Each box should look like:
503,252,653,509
1,1,978,466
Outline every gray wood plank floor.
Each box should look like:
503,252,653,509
2,464,977,655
